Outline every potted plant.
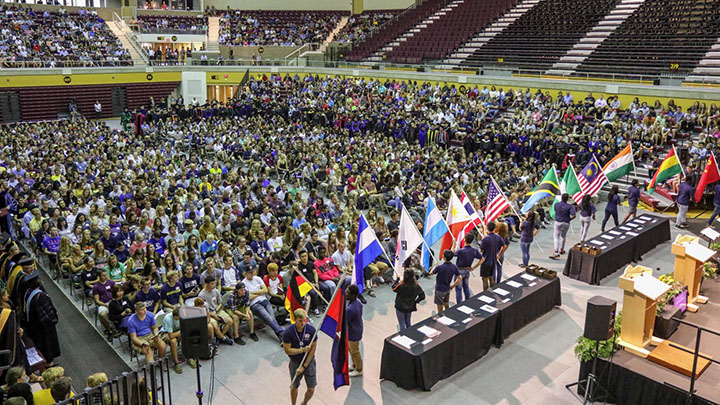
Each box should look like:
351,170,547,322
654,273,685,339
703,262,717,280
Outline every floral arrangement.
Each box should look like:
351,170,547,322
656,273,685,315
703,262,717,279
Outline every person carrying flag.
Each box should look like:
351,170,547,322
676,175,695,229
454,234,482,303
283,308,317,405
550,194,576,259
345,284,364,378
622,179,641,224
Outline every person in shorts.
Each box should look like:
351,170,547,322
127,302,167,364
430,250,463,313
282,309,317,405
226,282,257,343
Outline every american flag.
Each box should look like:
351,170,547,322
484,179,511,225
577,156,608,197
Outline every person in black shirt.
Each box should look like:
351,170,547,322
297,251,321,316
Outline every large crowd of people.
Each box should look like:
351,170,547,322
135,14,208,33
1,71,719,401
333,10,399,44
218,11,342,46
0,6,132,68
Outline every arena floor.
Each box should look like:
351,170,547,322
164,203,690,405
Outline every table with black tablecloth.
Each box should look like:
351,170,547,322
379,272,561,390
563,214,671,285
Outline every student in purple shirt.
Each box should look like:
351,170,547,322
707,183,720,225
519,212,540,267
551,194,576,259
578,195,596,242
676,175,694,229
479,222,507,289
345,284,364,378
454,234,483,303
622,179,641,223
430,250,463,312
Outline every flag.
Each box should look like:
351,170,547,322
521,167,560,214
578,156,608,197
695,154,720,202
394,205,424,279
648,146,683,194
484,178,511,224
422,197,449,272
456,191,483,248
440,190,470,254
285,273,313,324
603,144,635,181
319,285,349,390
353,214,384,294
551,165,583,219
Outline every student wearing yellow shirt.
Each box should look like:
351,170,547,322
33,367,74,405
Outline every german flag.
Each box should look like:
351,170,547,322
285,272,312,323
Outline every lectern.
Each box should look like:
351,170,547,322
672,234,713,312
617,265,670,358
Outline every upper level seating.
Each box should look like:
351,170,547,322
575,0,720,76
345,0,451,62
218,10,344,46
461,0,619,70
334,10,400,44
388,0,516,63
0,6,132,68
136,14,208,34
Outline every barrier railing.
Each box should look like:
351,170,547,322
55,357,173,405
114,11,151,65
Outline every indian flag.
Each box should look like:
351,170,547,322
602,144,635,181
647,146,683,194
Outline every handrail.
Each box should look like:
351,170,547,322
284,43,318,66
114,11,151,65
351,2,417,48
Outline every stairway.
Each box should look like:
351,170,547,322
0,92,21,124
206,16,221,53
368,0,464,62
320,16,349,52
545,0,645,75
107,18,148,66
442,0,539,65
685,38,720,83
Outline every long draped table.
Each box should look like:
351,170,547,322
379,272,562,390
563,214,671,285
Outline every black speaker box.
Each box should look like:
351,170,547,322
584,296,616,341
179,306,210,359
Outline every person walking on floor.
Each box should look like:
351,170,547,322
601,186,621,232
345,284,364,377
622,179,641,223
550,194,576,259
479,222,507,289
454,234,482,303
579,195,596,242
430,250,462,312
519,212,540,267
707,182,720,225
676,175,694,229
282,309,317,405
392,269,425,331
495,222,510,284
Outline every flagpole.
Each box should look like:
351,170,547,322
403,203,437,264
289,274,346,389
430,195,456,246
293,267,331,307
460,188,486,238
360,213,395,270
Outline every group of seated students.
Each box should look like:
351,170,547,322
218,10,342,46
0,6,132,68
135,14,208,33
333,10,399,44
2,72,720,381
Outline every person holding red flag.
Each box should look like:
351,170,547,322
696,154,720,203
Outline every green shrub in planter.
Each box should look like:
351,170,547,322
574,313,622,362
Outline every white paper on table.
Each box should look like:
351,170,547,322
478,295,495,304
600,235,614,240
422,338,433,345
457,305,474,314
437,316,456,326
634,218,647,224
493,288,510,296
620,236,626,240
506,280,523,289
392,335,416,349
619,226,631,231
627,231,639,237
608,230,622,236
501,298,511,303
701,227,720,240
529,282,537,287
480,304,498,314
634,274,671,300
417,325,441,338
462,317,472,324
521,274,537,281
685,242,715,262
626,222,639,228
590,240,604,246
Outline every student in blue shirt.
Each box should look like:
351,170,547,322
551,194,576,259
601,186,621,232
345,284,364,378
707,182,720,225
622,179,641,224
676,175,695,229
578,195,596,242
430,250,462,312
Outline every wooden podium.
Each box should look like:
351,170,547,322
672,234,713,312
617,265,670,358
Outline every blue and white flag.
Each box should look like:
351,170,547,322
353,214,384,294
422,197,449,272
